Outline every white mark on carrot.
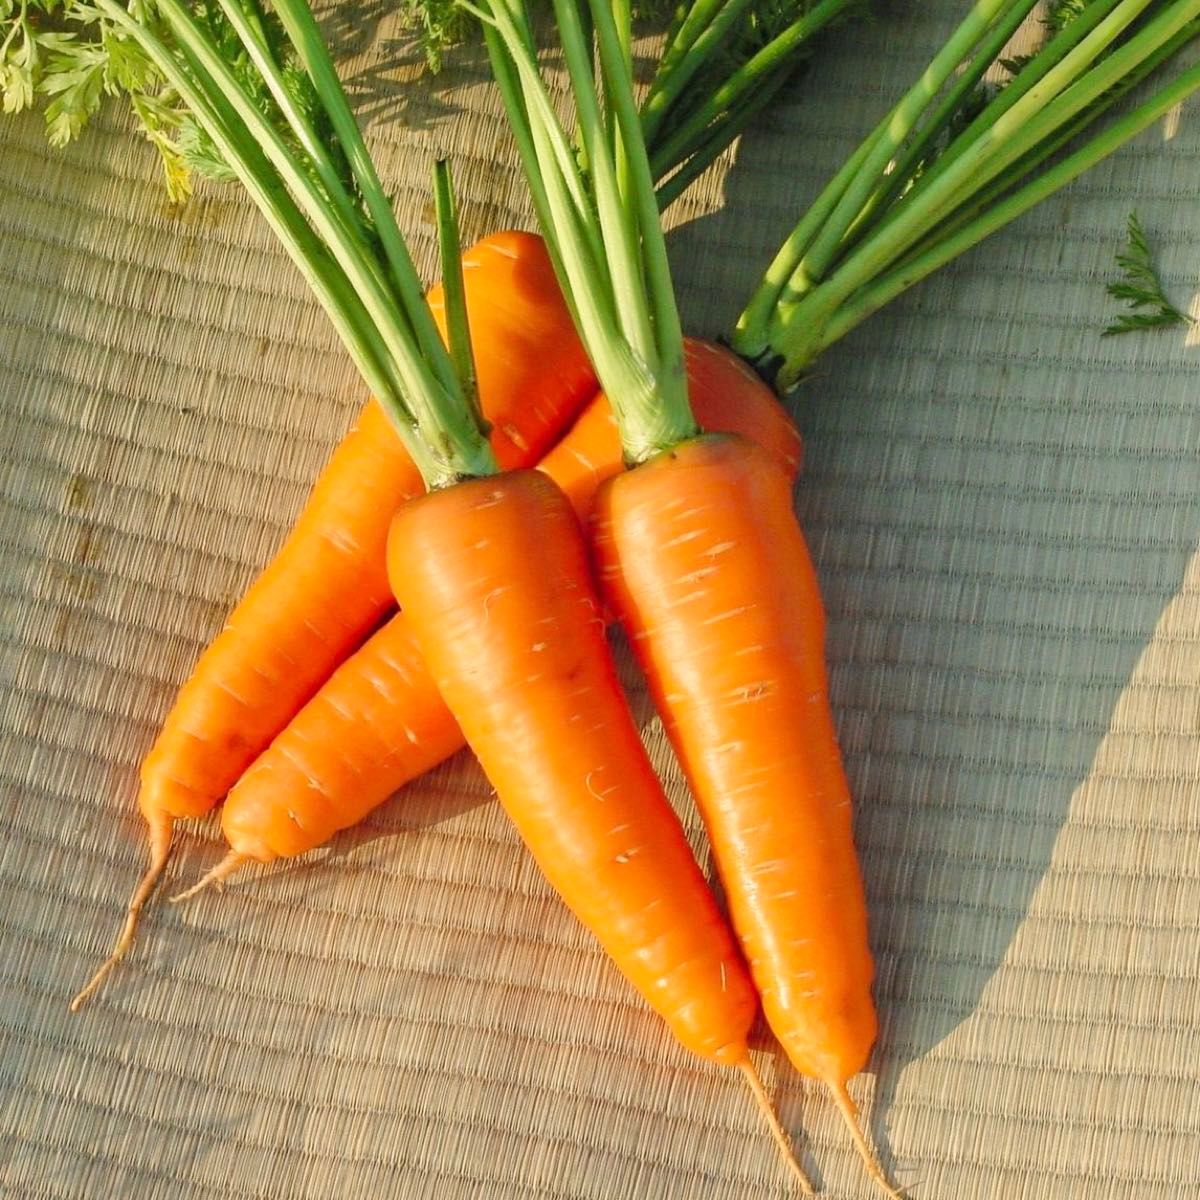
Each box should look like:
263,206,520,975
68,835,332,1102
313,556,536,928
585,771,618,801
701,604,755,626
502,422,529,451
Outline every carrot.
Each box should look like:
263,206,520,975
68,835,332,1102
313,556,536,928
177,338,800,889
71,231,597,1011
593,435,893,1191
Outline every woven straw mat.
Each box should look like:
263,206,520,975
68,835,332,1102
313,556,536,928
1,6,1198,1199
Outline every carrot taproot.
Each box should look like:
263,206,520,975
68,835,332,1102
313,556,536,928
71,230,596,1011
593,433,897,1196
182,337,800,888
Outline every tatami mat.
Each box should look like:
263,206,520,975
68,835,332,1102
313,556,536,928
1,6,1198,1198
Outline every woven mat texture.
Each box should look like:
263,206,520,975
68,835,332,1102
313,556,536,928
2,5,1199,1198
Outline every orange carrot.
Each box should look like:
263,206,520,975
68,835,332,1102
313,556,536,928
72,230,596,1010
593,433,897,1196
186,339,799,885
390,469,756,1060
388,466,810,1186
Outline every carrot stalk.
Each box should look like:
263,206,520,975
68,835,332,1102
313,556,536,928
730,0,1200,388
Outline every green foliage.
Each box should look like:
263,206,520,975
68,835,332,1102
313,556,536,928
395,0,464,71
1104,210,1193,336
0,0,340,201
2,0,192,194
1043,0,1090,35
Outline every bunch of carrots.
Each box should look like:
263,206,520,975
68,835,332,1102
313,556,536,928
52,0,1200,1194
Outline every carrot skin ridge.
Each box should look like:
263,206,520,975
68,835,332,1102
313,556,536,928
388,468,758,1064
208,340,800,872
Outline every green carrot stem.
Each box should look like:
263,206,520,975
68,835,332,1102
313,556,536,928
777,59,1200,386
268,0,463,401
653,59,792,211
902,0,1198,243
212,0,372,259
844,0,1042,251
471,2,605,262
157,0,495,484
475,1,650,416
787,0,1022,293
433,158,483,428
769,0,1200,359
895,22,1198,279
588,0,692,444
647,0,863,182
731,119,886,357
652,0,733,94
475,0,694,460
93,0,443,484
896,0,1130,215
640,0,757,146
555,0,657,366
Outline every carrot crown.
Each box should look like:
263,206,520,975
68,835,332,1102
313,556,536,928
471,0,699,465
94,0,497,488
731,0,1200,392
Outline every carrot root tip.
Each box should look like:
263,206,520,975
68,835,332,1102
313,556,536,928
738,1057,814,1195
829,1078,906,1200
169,851,247,904
69,809,174,1013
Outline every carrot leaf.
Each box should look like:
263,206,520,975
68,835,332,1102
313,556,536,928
5,0,870,210
1103,209,1193,335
